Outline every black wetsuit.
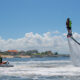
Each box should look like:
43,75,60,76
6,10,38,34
0,57,2,63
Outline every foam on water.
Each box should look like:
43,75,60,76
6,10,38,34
0,60,80,79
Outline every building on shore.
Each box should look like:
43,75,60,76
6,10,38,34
7,50,18,55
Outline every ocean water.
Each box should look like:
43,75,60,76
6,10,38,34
0,57,80,80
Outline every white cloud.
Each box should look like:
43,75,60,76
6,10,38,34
0,31,80,54
53,31,60,34
73,32,80,39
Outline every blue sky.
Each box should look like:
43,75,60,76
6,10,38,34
0,0,80,39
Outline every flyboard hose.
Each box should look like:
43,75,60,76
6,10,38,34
70,36,80,45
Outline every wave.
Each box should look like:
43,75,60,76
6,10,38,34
0,60,80,79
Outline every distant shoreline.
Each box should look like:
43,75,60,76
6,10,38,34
1,54,70,58
0,50,70,58
1,55,31,58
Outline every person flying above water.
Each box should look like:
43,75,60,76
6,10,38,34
66,18,72,37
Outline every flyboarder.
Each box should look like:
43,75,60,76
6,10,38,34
66,18,72,37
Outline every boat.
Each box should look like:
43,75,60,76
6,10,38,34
0,61,13,67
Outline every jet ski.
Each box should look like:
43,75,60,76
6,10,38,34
0,61,13,67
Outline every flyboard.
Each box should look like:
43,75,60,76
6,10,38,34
0,61,13,67
67,29,80,66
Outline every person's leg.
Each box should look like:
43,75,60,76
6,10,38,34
67,27,72,37
68,29,72,36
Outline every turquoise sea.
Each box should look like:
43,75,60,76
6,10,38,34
0,57,80,80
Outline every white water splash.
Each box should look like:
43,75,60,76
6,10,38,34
68,37,80,66
0,60,80,79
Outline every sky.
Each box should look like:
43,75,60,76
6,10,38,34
0,0,80,53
